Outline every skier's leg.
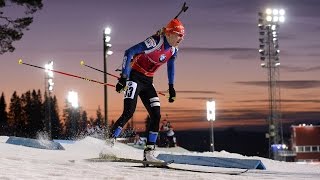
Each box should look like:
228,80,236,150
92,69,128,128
111,81,140,138
140,86,163,162
140,86,161,145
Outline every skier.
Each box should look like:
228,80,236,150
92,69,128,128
110,18,185,162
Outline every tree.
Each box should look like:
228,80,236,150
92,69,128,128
63,99,81,139
0,0,43,54
51,95,62,139
8,91,23,136
0,92,8,134
26,89,44,138
95,106,103,128
80,110,88,133
20,90,31,137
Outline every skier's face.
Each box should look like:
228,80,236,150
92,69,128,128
166,32,184,47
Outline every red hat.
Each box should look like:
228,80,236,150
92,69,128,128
165,18,185,37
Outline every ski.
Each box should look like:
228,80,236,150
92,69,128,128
83,156,247,175
85,157,174,167
136,165,248,175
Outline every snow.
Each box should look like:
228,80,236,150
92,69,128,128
0,136,319,180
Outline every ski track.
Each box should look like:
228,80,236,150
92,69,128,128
0,136,319,180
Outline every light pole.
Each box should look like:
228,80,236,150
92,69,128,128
206,99,216,152
258,8,285,160
103,27,113,135
45,61,54,140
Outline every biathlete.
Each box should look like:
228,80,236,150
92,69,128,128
111,18,185,162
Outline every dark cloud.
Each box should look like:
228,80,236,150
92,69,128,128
235,80,320,89
181,47,256,53
239,99,320,103
158,90,219,94
181,47,258,60
185,97,217,100
281,65,320,72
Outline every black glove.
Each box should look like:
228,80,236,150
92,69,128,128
116,75,127,93
168,84,176,103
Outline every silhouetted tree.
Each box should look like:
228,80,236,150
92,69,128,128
80,110,87,133
27,89,44,137
63,100,81,139
0,92,8,134
20,90,31,137
8,91,23,136
51,95,62,139
0,0,43,54
95,106,103,128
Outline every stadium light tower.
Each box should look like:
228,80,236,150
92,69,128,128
207,99,216,152
44,61,54,140
103,27,113,134
258,8,285,160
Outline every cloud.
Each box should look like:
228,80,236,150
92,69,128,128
185,97,217,100
235,80,320,89
158,90,219,95
281,65,320,72
238,99,320,103
181,47,258,60
181,47,256,53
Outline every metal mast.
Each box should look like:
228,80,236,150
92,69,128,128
258,8,285,160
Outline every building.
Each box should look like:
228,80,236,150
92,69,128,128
291,125,320,162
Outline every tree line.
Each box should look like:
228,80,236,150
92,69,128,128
0,90,105,140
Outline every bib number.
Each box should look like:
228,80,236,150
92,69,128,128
124,81,137,99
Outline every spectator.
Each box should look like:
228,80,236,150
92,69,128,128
159,119,176,147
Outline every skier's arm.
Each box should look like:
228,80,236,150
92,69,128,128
167,51,177,84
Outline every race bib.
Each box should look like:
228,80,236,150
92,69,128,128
124,81,137,99
144,37,156,48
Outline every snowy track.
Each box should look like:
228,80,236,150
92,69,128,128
0,136,319,180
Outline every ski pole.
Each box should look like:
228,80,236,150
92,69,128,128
80,60,120,79
18,59,115,87
79,60,166,96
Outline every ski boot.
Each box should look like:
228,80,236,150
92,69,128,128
143,145,164,164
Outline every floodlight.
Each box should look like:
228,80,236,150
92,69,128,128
105,36,111,43
206,100,215,121
104,27,111,35
266,16,272,22
272,9,279,15
279,9,285,16
266,9,272,15
68,91,79,108
279,16,285,22
273,16,279,22
107,50,113,55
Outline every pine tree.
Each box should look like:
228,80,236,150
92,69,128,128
8,91,23,136
80,110,88,134
0,0,43,54
0,92,8,135
51,95,62,139
27,89,44,138
63,100,81,139
20,90,32,137
95,106,104,128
